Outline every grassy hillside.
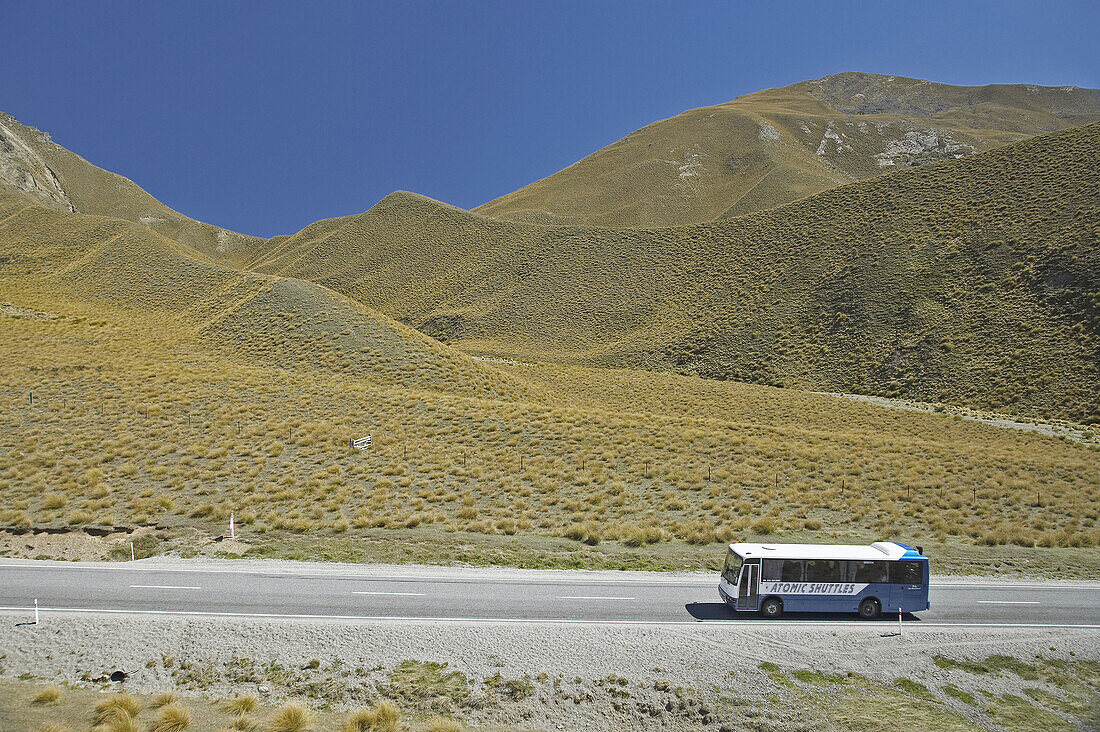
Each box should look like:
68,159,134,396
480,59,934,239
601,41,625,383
0,187,526,401
474,72,1100,227
249,123,1100,422
0,111,263,263
0,83,1097,569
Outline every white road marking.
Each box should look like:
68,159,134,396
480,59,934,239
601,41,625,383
2,563,1098,591
0,563,713,586
353,591,425,596
130,585,201,590
0,606,1097,628
976,600,1040,605
558,596,635,601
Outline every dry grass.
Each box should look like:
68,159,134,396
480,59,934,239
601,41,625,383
268,703,313,732
31,686,62,705
92,694,142,727
0,294,1095,557
150,703,191,732
148,692,178,709
427,719,463,732
221,695,258,715
342,701,399,732
0,126,1098,570
249,124,1100,422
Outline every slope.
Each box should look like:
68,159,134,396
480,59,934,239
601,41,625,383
249,123,1100,422
0,111,263,264
0,186,526,401
474,72,1100,227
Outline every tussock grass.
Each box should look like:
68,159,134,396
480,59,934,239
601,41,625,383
92,693,142,726
221,694,258,715
147,692,178,709
31,686,62,705
342,701,399,732
149,703,191,732
267,703,313,732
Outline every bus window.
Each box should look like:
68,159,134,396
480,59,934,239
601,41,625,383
762,559,783,581
805,560,840,582
890,561,924,584
854,561,888,583
721,550,742,584
781,560,804,582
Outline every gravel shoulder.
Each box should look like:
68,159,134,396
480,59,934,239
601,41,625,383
2,610,1097,731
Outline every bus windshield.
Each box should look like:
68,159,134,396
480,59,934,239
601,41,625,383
721,549,741,584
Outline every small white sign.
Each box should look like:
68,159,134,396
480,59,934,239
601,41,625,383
350,434,372,450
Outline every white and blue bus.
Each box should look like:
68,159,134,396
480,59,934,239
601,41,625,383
718,542,929,618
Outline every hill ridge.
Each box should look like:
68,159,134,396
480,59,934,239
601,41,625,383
250,122,1100,421
0,110,264,263
474,72,1100,227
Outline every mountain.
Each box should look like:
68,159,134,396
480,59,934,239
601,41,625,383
249,123,1100,422
0,184,526,401
473,72,1100,227
0,111,262,263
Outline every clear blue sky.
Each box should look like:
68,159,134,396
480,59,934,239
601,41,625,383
4,0,1097,237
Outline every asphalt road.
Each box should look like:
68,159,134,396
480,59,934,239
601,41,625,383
2,560,1098,627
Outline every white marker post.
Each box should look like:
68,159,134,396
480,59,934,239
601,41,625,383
34,598,39,625
230,512,235,540
130,542,135,561
898,609,903,637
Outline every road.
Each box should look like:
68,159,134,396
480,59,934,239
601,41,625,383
2,559,1098,627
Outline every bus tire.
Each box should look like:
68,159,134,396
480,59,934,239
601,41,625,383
759,597,783,618
858,598,881,619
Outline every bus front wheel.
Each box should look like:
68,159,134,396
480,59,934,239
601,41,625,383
858,598,881,619
759,597,783,618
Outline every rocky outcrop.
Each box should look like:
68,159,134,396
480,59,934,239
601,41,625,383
0,121,73,212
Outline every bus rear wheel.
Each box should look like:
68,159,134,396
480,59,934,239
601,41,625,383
858,598,881,619
759,597,783,618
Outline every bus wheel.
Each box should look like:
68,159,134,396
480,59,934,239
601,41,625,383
858,598,881,619
759,597,783,618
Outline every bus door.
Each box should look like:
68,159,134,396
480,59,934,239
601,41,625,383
736,562,759,611
891,561,926,612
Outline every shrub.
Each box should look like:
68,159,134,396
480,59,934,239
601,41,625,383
343,701,400,732
43,494,66,509
269,703,313,732
752,516,776,535
148,692,178,709
93,694,142,726
150,703,192,732
564,521,601,545
31,686,62,705
221,695,258,714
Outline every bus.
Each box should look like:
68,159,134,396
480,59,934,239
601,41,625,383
718,542,929,618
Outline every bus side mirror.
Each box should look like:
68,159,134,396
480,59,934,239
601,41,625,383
916,546,924,556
